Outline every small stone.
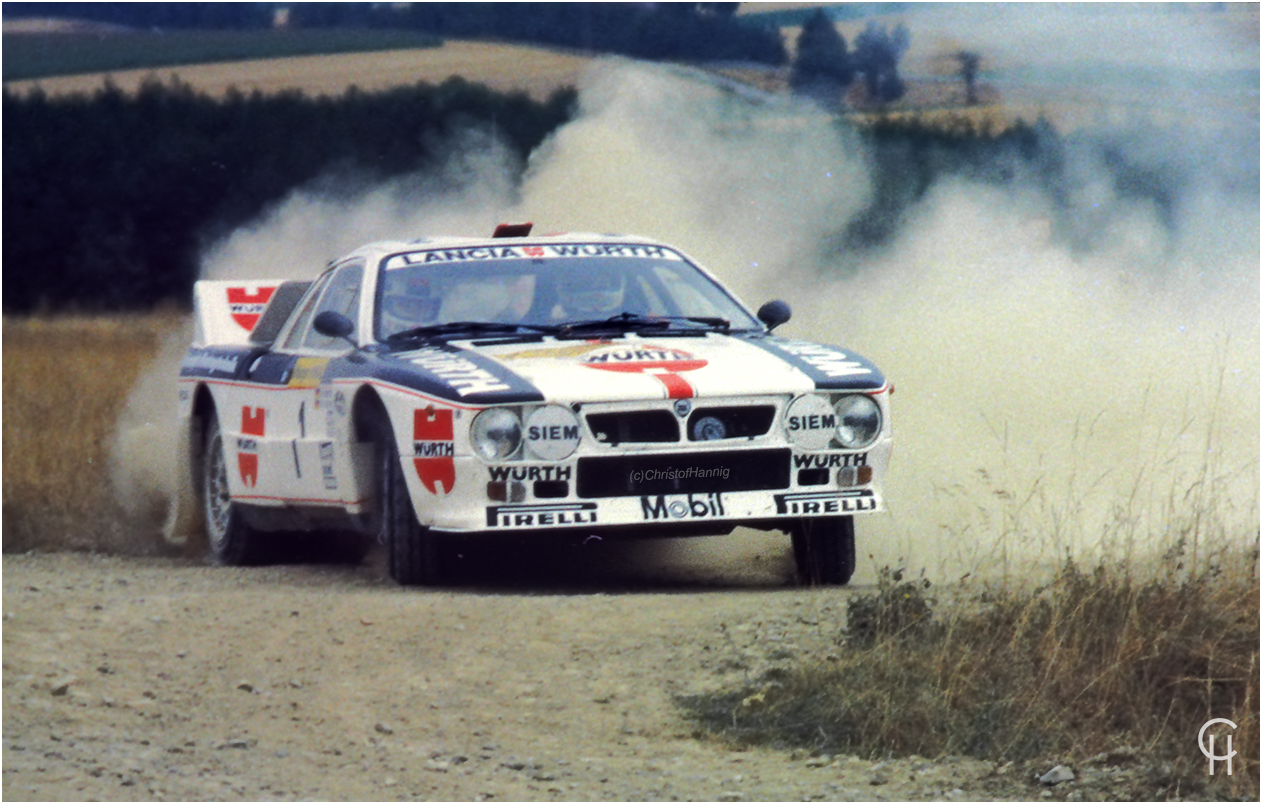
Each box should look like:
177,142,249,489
237,682,254,693
374,723,393,735
1040,765,1075,786
218,739,252,750
50,678,74,697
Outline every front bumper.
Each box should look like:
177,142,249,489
411,442,890,534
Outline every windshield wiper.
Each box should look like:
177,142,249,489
386,321,558,342
557,312,730,335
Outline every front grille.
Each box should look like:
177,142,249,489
576,448,791,498
686,406,776,441
586,410,679,445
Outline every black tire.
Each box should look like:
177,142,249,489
791,516,856,586
368,415,443,585
203,415,269,565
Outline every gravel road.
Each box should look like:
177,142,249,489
4,533,1041,801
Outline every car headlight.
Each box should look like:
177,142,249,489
834,394,881,449
471,408,522,460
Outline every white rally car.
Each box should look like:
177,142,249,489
170,225,892,585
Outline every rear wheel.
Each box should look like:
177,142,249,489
368,416,443,585
791,516,855,586
203,415,269,565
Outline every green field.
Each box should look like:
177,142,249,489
2,28,444,81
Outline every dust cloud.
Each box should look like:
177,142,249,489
112,7,1257,584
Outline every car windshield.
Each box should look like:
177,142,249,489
375,243,763,340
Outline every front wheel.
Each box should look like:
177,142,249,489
203,415,269,565
368,416,443,585
791,516,855,586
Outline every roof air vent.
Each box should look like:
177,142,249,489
493,222,533,238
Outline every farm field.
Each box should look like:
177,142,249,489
0,26,443,82
2,37,593,101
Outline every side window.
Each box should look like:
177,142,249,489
281,271,334,351
302,261,365,350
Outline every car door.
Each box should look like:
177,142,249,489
282,259,367,504
212,270,331,506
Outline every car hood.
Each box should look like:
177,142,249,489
386,332,885,404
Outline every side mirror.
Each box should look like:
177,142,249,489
757,300,791,331
313,310,355,341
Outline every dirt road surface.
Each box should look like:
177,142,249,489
4,534,1032,801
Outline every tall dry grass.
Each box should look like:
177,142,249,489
681,385,1260,799
2,312,184,553
683,549,1258,800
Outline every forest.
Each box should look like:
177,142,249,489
3,78,577,312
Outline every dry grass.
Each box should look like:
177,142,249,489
2,312,184,553
681,548,1260,799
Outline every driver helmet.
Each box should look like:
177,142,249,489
557,266,626,318
380,269,439,336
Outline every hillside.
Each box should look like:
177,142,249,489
2,38,592,101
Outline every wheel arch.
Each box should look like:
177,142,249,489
351,384,389,443
163,382,218,550
191,383,217,448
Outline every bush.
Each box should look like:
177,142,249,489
844,563,935,648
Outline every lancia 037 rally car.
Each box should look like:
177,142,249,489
169,225,892,585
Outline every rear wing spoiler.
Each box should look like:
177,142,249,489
191,280,312,347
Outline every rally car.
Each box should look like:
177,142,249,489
168,224,892,585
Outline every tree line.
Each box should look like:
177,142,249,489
791,9,910,108
3,78,576,312
4,2,784,65
5,72,1114,315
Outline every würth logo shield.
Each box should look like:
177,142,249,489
238,406,265,488
413,407,456,495
580,344,708,399
226,286,277,332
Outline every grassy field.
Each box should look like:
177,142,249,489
2,313,185,555
2,37,592,102
2,27,442,82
